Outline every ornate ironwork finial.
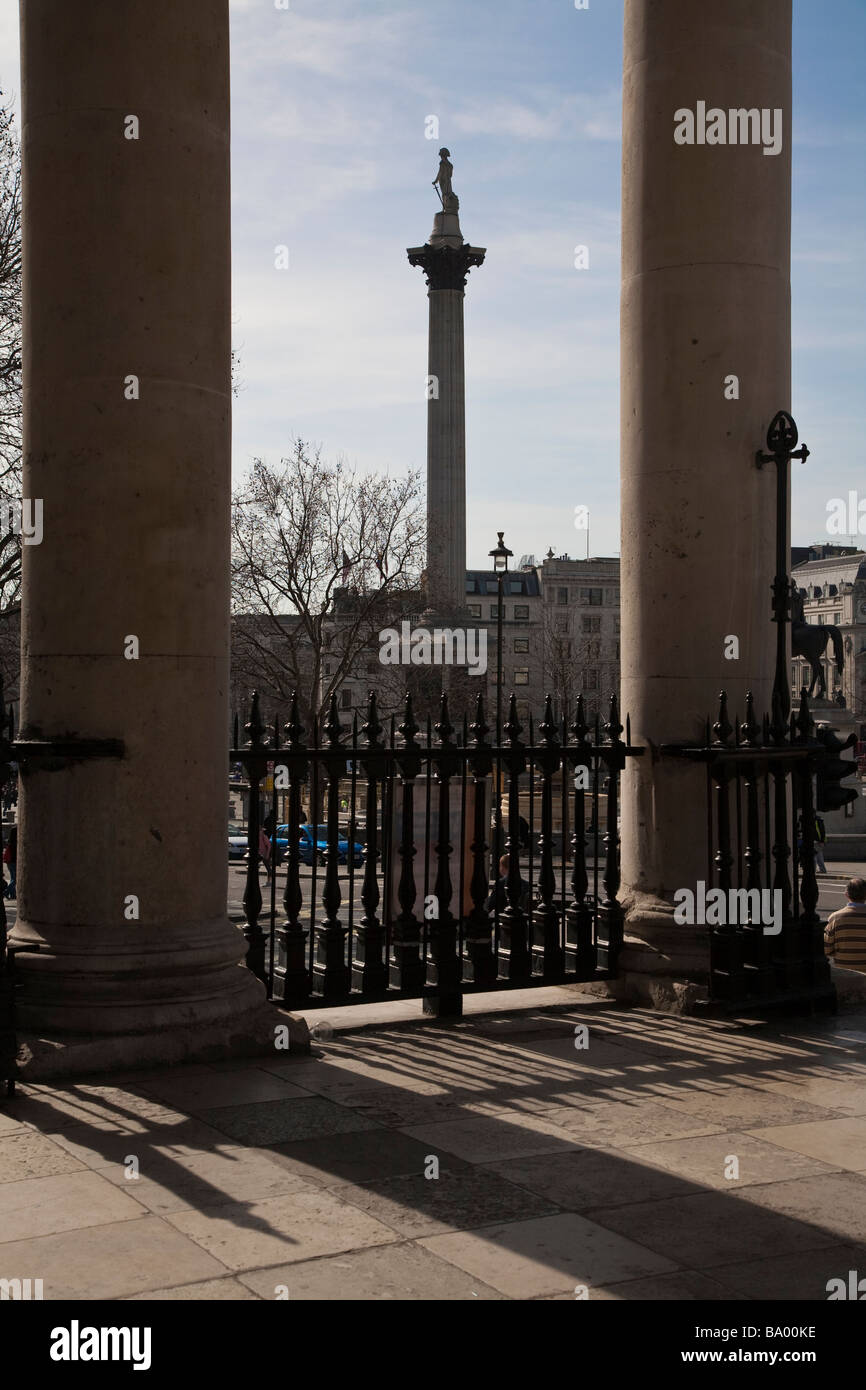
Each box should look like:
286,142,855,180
434,691,454,746
398,692,419,749
713,691,733,746
324,692,343,747
361,690,384,750
741,691,761,747
284,690,305,748
244,690,268,750
571,694,589,746
470,691,490,748
605,693,623,745
504,692,523,745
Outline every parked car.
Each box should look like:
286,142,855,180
228,823,247,860
278,824,364,868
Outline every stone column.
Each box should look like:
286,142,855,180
618,0,792,1007
409,210,485,620
13,0,286,1073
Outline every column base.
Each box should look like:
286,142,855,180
8,915,310,1078
583,890,712,1014
15,1002,310,1082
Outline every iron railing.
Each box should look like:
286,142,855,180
663,688,834,1011
231,689,643,1014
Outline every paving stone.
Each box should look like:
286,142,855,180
752,1116,866,1171
136,1069,313,1111
585,1190,839,1269
0,1216,228,1299
709,1243,866,1301
165,1188,399,1271
197,1097,382,1146
0,1129,87,1183
330,1165,559,1239
0,1169,146,1242
0,1109,23,1135
49,1118,236,1169
484,1147,698,1209
734,1171,866,1245
537,1099,725,1148
419,1212,678,1298
660,1087,837,1129
402,1113,584,1163
126,1277,261,1300
746,1076,866,1115
619,1130,838,1190
267,1128,469,1187
546,1269,746,1301
97,1145,313,1214
10,1084,189,1133
239,1242,506,1300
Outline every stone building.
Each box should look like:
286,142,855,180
791,548,866,727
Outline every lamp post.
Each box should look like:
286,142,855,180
489,531,512,865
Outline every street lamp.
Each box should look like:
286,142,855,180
488,530,512,867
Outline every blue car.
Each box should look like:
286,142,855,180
277,824,364,868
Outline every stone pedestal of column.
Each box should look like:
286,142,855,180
617,0,793,1009
12,0,305,1076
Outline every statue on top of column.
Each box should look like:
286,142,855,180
433,148,459,212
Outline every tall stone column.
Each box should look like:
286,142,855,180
408,170,485,620
13,0,282,1073
618,0,792,1007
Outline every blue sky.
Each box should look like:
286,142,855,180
1,0,863,565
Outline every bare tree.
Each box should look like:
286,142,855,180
231,440,426,732
0,92,21,628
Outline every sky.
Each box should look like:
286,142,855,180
0,0,863,567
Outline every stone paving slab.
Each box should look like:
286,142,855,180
749,1115,866,1171
237,1242,507,1300
584,1190,842,1269
266,1128,471,1187
0,1216,229,1300
164,1188,400,1271
329,1166,559,1240
419,1212,678,1299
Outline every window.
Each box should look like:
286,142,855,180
324,663,332,676
587,640,600,660
834,612,842,625
614,617,621,633
513,638,529,653
507,579,524,594
557,587,569,605
615,642,620,661
582,615,601,634
580,588,603,606
340,690,352,710
490,603,501,620
582,669,599,691
514,604,529,620
466,578,478,594
467,603,481,617
514,668,529,685
557,617,568,632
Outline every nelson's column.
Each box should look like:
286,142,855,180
408,150,485,623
